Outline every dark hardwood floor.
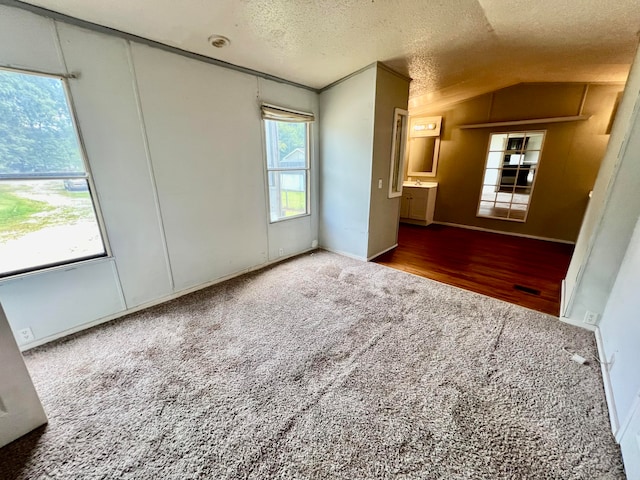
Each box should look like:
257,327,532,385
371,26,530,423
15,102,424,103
374,224,574,316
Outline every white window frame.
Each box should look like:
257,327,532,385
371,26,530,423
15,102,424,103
0,66,110,278
261,104,314,223
476,130,546,223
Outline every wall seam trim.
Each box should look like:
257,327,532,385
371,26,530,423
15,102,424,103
53,20,127,308
125,41,175,292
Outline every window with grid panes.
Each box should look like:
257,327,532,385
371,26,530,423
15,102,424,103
477,131,545,222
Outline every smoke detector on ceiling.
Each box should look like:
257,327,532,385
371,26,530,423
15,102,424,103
208,35,230,48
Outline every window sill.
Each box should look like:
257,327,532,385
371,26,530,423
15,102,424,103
269,212,311,224
477,214,527,223
0,255,113,284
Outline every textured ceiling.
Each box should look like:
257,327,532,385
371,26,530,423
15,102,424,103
17,0,640,109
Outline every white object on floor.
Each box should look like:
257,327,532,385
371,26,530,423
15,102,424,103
571,353,588,365
0,303,47,448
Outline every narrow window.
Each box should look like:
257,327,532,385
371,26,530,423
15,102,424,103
0,68,106,277
477,131,545,222
261,104,314,223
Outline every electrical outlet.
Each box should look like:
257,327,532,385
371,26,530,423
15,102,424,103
18,327,34,343
278,248,284,257
584,310,599,325
378,178,383,189
311,240,318,248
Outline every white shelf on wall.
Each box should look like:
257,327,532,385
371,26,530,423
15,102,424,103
459,115,591,129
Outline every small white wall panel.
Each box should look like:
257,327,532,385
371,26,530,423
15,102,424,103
131,44,268,290
0,6,64,74
0,260,125,346
56,24,173,308
267,216,314,260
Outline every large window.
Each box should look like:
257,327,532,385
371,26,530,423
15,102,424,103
477,131,545,222
262,104,313,222
0,68,106,277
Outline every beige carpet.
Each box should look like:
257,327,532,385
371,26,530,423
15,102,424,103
0,251,624,479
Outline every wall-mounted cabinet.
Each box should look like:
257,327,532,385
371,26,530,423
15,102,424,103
400,182,437,225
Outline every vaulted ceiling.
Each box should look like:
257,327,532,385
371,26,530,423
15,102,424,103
17,0,640,110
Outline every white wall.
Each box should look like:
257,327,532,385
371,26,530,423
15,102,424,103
319,66,377,259
130,44,269,290
598,215,640,475
566,40,640,474
58,23,173,307
367,66,409,259
599,214,640,427
0,5,318,348
563,43,640,326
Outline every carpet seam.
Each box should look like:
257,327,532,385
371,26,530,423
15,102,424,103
240,324,394,478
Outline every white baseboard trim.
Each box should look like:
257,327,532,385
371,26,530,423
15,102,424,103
20,248,316,352
319,246,367,262
399,218,430,226
560,279,566,317
595,326,620,437
432,221,576,245
617,392,640,444
559,314,596,332
367,243,398,261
